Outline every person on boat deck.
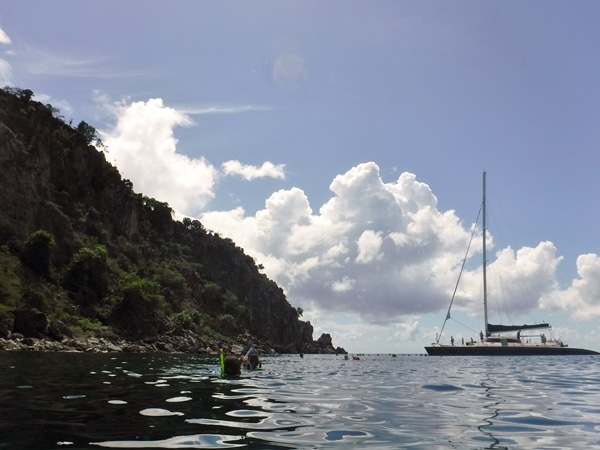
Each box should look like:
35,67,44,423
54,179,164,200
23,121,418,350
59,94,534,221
450,336,455,346
517,330,521,342
480,331,484,342
461,337,464,346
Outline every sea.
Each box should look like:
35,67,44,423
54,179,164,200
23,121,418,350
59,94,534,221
1,352,599,449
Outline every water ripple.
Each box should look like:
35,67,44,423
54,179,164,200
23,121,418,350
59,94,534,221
2,353,600,448
139,408,184,417
90,433,245,448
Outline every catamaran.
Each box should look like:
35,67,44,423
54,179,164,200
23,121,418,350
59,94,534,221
425,172,598,356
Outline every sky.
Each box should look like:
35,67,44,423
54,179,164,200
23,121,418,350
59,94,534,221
1,1,600,354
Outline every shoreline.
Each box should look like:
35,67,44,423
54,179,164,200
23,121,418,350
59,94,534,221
0,331,341,355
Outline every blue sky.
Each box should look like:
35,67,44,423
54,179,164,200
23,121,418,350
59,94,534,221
2,1,600,353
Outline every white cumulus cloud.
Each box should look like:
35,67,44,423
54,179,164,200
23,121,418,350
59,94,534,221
541,253,600,319
222,160,286,180
0,27,11,45
0,27,12,85
100,98,217,216
331,276,356,293
356,230,383,264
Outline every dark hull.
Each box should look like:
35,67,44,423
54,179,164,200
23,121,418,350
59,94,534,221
425,345,599,356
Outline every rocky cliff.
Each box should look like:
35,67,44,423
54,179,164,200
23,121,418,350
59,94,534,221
0,87,346,355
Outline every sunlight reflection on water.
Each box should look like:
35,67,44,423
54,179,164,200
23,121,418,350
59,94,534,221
1,352,600,448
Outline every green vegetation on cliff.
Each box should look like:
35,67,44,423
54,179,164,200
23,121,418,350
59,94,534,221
0,87,341,353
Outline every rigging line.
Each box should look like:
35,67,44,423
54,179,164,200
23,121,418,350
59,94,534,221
449,317,479,334
437,202,483,343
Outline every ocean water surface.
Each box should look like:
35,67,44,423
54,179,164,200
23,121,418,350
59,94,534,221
1,352,599,449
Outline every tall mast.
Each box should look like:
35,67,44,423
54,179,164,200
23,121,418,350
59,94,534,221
482,171,489,338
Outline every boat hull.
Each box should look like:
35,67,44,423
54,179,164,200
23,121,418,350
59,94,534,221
425,345,599,356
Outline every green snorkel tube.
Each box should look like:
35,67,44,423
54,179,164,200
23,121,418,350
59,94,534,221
219,348,225,378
